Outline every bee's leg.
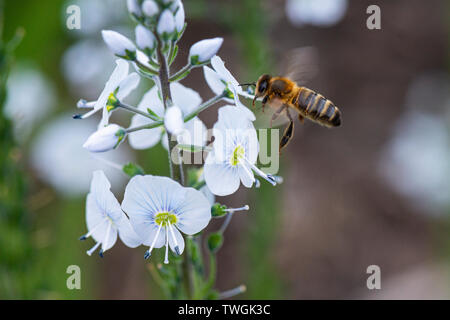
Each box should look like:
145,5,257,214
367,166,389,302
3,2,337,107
262,95,269,113
270,105,287,128
286,107,294,122
298,114,304,124
279,120,294,154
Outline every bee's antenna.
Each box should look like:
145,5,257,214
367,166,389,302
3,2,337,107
238,82,256,87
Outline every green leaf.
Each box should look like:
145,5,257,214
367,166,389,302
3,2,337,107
122,162,145,177
169,45,178,66
146,108,162,121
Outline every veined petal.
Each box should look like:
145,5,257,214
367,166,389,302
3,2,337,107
168,226,185,254
203,65,226,96
204,152,241,196
174,187,211,235
238,164,255,188
116,215,143,248
101,225,118,252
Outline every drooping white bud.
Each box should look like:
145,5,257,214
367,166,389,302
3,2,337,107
189,37,223,64
102,30,136,59
174,1,185,32
83,124,126,153
157,9,176,36
164,105,184,135
142,0,159,17
127,0,142,17
135,25,156,51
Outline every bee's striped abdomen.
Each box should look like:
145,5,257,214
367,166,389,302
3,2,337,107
294,87,341,127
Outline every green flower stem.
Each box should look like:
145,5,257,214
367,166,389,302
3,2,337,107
169,63,193,82
117,102,157,120
219,212,234,234
135,58,159,76
183,92,226,122
153,29,194,299
125,121,162,133
124,93,225,134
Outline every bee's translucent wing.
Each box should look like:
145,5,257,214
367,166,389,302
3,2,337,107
253,104,292,128
281,46,319,86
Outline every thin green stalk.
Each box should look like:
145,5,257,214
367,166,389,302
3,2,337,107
117,102,158,120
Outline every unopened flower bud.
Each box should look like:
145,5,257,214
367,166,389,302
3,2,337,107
135,25,156,52
83,124,126,153
189,37,223,65
164,105,184,135
142,0,159,17
157,9,175,37
174,1,185,33
102,30,136,60
127,0,142,17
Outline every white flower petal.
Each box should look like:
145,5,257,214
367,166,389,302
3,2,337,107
203,65,226,96
171,82,202,115
116,72,140,100
177,117,207,147
101,226,118,252
204,152,241,196
116,216,143,248
174,187,211,235
239,164,255,188
211,55,239,88
168,226,185,254
90,59,129,125
128,87,165,150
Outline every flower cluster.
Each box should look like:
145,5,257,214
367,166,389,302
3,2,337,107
74,0,280,299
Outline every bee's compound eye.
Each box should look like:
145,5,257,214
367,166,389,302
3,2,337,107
259,81,267,93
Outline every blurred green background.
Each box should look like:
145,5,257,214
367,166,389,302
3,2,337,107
1,0,450,299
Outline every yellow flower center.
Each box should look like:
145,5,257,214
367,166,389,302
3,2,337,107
230,145,245,166
154,212,177,227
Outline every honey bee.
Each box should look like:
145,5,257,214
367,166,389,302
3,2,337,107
242,47,342,152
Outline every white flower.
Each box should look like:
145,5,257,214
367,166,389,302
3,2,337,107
203,55,255,121
81,170,142,257
142,0,159,17
102,30,136,58
122,175,211,262
189,38,223,65
135,25,156,51
174,0,185,32
164,105,184,135
204,106,276,196
286,0,348,27
127,0,142,17
83,124,126,153
76,59,139,128
4,66,55,141
128,82,207,150
31,114,132,197
157,9,175,36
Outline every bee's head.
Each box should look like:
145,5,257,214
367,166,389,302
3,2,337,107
252,74,271,106
255,74,271,97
